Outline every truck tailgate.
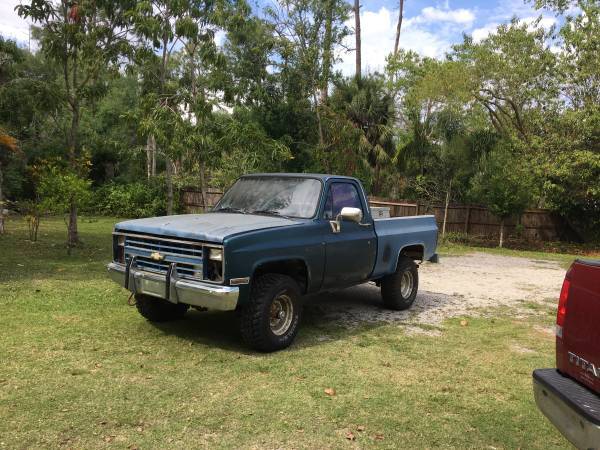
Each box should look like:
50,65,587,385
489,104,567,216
557,259,600,394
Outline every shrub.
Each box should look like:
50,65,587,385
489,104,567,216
91,181,167,218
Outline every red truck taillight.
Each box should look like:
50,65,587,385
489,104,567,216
556,268,572,337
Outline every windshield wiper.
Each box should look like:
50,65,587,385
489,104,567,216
251,209,291,218
214,207,247,214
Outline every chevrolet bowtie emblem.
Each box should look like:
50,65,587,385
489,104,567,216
150,252,165,261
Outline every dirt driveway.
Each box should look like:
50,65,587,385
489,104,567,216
306,252,567,330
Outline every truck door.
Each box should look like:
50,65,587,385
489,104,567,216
321,181,377,289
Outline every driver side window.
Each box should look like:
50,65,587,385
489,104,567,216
323,183,363,220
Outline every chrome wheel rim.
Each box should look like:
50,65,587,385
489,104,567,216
270,293,294,336
400,271,414,298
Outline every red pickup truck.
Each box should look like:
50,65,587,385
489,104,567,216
533,259,600,449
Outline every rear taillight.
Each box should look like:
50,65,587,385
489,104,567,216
556,268,572,337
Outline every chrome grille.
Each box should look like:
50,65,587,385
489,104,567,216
122,234,204,280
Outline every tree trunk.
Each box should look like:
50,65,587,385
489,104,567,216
313,91,325,147
499,218,505,248
146,134,156,179
393,0,404,55
354,0,361,80
321,0,334,102
67,98,80,248
67,200,78,255
166,156,174,215
199,160,209,212
0,164,4,235
442,179,452,237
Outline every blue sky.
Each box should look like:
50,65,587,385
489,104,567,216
1,0,557,75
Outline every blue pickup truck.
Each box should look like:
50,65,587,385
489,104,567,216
107,173,438,351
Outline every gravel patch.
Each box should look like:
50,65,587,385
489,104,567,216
304,252,566,328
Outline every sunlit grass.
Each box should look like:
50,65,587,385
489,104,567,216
0,216,568,448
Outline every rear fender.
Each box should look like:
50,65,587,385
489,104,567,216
393,243,425,272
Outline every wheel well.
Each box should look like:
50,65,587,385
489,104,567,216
400,244,424,262
253,259,308,294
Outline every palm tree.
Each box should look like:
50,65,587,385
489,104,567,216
329,75,396,194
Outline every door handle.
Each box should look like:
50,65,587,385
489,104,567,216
359,222,372,228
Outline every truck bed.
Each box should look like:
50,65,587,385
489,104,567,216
370,215,438,279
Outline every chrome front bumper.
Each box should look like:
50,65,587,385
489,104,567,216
107,262,239,311
533,368,600,449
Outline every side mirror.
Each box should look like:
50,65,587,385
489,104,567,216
340,207,363,223
330,207,363,233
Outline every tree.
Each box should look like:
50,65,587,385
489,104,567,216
470,145,534,247
452,19,558,144
353,0,361,79
393,0,405,55
329,75,395,194
34,158,92,253
131,0,231,215
266,0,350,147
17,0,132,251
0,129,19,234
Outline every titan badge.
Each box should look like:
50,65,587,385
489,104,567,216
569,351,600,379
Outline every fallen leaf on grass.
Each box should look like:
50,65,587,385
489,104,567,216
345,431,355,441
460,319,468,327
324,388,336,396
374,433,384,441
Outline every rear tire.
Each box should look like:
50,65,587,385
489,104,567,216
240,274,302,352
135,294,189,322
381,257,418,310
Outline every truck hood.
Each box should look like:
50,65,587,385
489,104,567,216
115,213,299,243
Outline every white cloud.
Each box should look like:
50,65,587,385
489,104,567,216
521,15,557,30
335,6,458,76
471,23,499,42
0,2,31,44
471,15,557,43
414,6,476,26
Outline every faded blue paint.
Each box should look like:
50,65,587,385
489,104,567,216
113,174,438,306
116,212,300,242
371,215,438,279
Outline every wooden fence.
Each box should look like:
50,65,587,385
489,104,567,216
181,188,566,241
180,188,223,213
369,197,566,241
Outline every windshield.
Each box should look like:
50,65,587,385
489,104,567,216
214,176,322,219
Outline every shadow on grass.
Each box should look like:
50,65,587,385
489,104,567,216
151,284,455,353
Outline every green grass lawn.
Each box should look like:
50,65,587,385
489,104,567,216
0,216,570,448
438,241,590,269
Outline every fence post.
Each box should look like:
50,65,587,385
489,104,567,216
464,205,471,234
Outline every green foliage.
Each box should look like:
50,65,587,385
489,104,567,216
92,181,168,218
212,112,292,188
327,75,396,194
469,145,534,221
0,0,597,244
544,149,600,241
36,162,92,215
